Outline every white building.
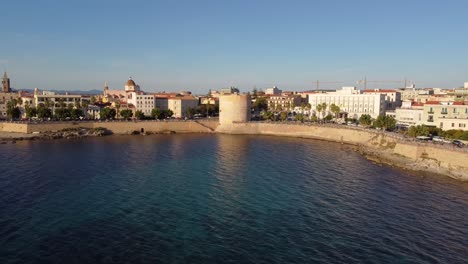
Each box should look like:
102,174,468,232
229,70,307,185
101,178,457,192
126,92,155,116
363,89,401,110
167,96,199,118
308,87,386,119
423,101,468,131
394,101,424,127
265,86,282,95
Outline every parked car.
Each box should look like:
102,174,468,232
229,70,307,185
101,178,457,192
432,136,451,144
416,136,431,141
452,140,465,148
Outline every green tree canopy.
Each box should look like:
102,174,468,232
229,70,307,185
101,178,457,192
330,104,340,117
280,112,288,121
373,115,396,130
100,107,116,120
253,97,268,112
135,110,145,120
37,105,52,119
185,107,196,119
120,109,133,120
408,125,430,137
359,114,373,127
70,108,84,119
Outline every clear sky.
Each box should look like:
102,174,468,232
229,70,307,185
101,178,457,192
1,0,467,93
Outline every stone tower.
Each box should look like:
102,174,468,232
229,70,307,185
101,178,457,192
103,81,109,96
219,93,251,125
2,72,11,93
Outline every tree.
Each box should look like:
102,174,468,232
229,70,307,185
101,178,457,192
324,114,333,121
320,103,327,119
74,99,81,109
316,104,323,119
408,125,430,137
262,111,274,121
45,99,52,109
90,96,97,104
295,113,305,122
300,102,306,114
70,108,84,119
6,100,21,119
252,87,258,97
166,109,174,118
253,97,268,112
310,115,318,122
54,108,71,120
135,110,145,120
37,105,52,119
373,115,396,131
100,107,116,120
115,102,121,118
280,112,288,121
58,98,65,109
330,104,340,119
359,114,373,127
151,108,162,119
120,109,133,120
185,107,196,119
25,104,37,119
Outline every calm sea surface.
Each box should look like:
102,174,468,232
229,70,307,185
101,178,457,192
0,134,467,264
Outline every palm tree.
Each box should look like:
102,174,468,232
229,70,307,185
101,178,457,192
74,99,81,109
320,102,327,119
330,104,341,121
115,102,121,119
58,98,65,108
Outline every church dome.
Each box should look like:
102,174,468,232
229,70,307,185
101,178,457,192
126,77,136,87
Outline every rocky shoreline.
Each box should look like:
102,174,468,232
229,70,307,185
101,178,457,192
358,144,468,181
0,127,112,143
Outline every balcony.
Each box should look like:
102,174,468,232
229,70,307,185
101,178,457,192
428,111,434,114
441,111,448,114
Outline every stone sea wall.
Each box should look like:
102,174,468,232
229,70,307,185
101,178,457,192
2,121,467,180
0,120,219,134
216,123,468,181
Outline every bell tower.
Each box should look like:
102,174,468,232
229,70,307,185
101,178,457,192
2,72,11,93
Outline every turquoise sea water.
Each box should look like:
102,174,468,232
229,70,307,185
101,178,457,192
0,134,467,263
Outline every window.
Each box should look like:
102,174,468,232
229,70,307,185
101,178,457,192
452,123,455,127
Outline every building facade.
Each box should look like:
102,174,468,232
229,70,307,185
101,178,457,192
423,102,468,131
308,87,386,119
167,96,199,118
126,92,155,116
363,89,401,110
264,86,282,95
394,101,424,127
267,95,302,111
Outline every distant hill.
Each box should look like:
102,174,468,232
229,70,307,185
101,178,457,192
12,88,102,95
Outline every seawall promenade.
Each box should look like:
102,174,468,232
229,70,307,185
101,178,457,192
0,119,219,134
2,120,467,180
216,122,468,181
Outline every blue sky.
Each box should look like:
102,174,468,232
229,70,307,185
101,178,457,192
1,0,467,93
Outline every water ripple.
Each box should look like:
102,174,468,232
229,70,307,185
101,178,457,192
0,135,467,263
